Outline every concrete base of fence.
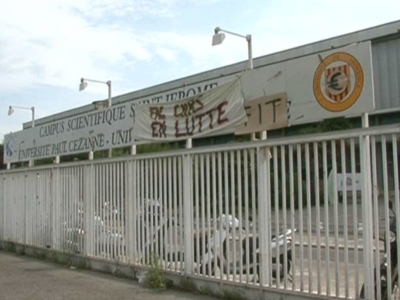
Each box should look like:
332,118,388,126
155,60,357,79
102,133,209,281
0,240,334,300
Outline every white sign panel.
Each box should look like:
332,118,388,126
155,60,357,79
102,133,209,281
133,78,247,141
235,93,288,135
240,41,374,125
3,42,374,164
3,81,230,164
3,103,134,164
337,173,362,191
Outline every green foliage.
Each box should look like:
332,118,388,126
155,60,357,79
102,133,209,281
34,157,56,166
178,278,197,293
31,249,46,260
300,117,353,135
199,286,217,297
5,242,16,252
221,289,247,300
137,142,180,154
144,257,166,290
16,247,25,256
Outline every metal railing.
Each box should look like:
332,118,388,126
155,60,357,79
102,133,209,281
1,124,400,299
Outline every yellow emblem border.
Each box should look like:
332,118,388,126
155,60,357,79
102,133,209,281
313,52,364,112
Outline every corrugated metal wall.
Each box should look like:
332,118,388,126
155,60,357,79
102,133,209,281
372,37,400,110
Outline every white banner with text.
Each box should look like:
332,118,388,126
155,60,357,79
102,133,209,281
133,78,247,141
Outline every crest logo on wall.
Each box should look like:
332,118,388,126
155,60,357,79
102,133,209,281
4,135,16,161
313,52,364,112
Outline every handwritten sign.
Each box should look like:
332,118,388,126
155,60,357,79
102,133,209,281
235,93,288,135
133,78,247,141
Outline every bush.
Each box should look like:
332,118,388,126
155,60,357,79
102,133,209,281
144,257,166,289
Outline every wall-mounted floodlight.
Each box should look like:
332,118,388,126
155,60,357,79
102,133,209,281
79,77,112,158
212,26,253,70
7,105,36,167
79,77,112,107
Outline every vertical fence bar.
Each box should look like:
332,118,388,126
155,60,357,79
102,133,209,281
158,159,164,268
145,162,153,266
280,145,288,289
112,163,117,259
382,136,392,295
172,157,178,272
212,152,218,279
121,163,127,261
154,159,159,264
148,159,152,264
371,136,382,299
84,164,94,257
153,159,159,264
178,157,184,274
218,152,224,281
331,140,340,297
360,113,374,299
183,153,193,276
289,144,296,292
223,152,230,280
360,113,375,300
382,136,392,298
258,146,271,286
1,175,4,242
392,134,400,295
116,162,122,259
206,154,212,277
340,139,349,299
139,160,145,265
305,143,313,293
350,139,360,299
94,165,99,257
167,157,173,269
230,151,237,282
313,142,321,295
297,144,304,291
194,156,200,275
322,141,330,296
237,150,243,283
200,155,206,276
243,150,250,283
161,158,167,268
273,146,280,286
126,159,134,264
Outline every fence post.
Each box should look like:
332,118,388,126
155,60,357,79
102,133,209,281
84,164,95,256
361,113,375,299
51,167,60,250
24,172,28,245
258,146,271,285
126,159,136,264
1,175,5,241
183,153,193,275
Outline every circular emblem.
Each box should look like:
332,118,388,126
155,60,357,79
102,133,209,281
4,135,16,160
313,52,364,112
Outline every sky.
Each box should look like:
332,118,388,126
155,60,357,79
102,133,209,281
1,0,400,141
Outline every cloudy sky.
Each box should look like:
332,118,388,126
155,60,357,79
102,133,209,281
1,0,400,140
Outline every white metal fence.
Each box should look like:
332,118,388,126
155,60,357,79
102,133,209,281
1,125,400,299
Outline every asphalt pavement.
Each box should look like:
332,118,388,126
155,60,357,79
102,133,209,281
0,251,215,300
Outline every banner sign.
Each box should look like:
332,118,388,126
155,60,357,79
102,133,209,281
133,78,247,141
3,80,230,164
3,102,134,164
235,93,288,135
239,41,374,126
3,42,374,164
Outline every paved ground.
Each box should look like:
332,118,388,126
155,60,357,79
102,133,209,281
0,251,215,300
